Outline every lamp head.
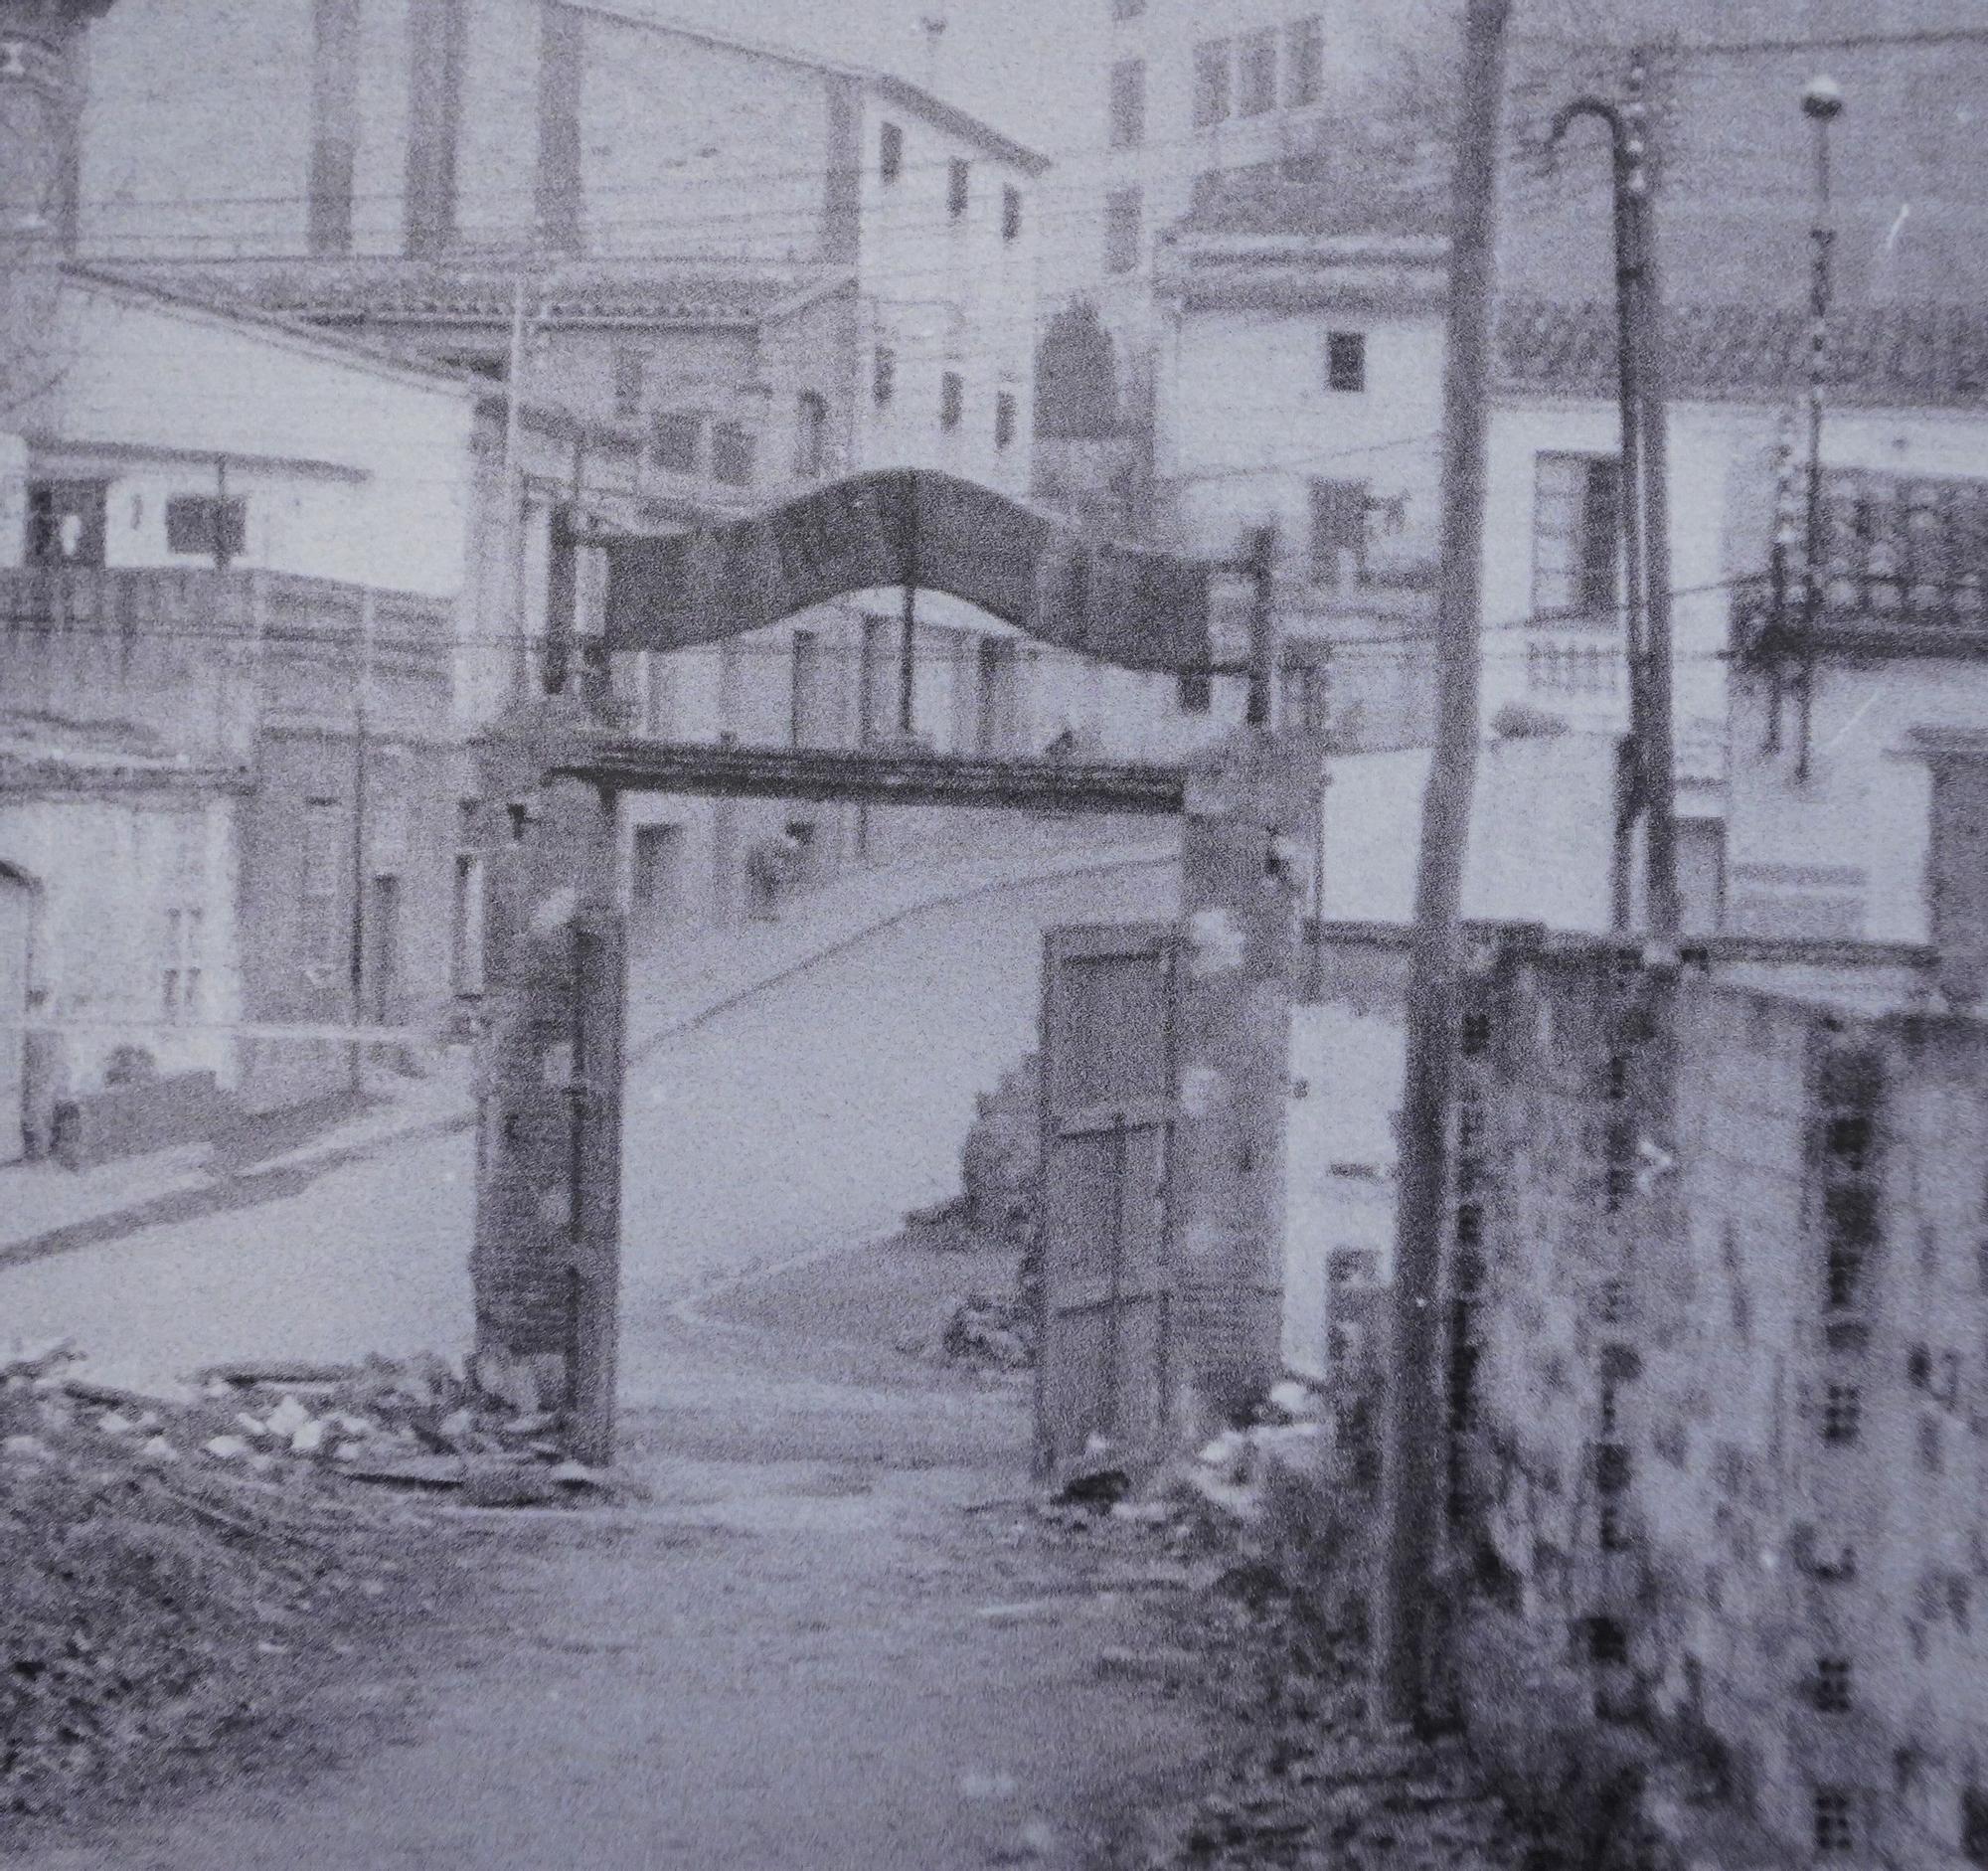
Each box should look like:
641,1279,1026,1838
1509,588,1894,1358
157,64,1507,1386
1802,75,1845,122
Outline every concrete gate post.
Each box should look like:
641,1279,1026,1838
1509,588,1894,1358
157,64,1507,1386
466,700,625,1457
1172,724,1321,1433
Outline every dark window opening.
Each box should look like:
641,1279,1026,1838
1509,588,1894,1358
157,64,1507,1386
1105,188,1142,273
940,371,964,432
613,348,645,421
1286,16,1324,106
25,480,107,567
995,392,1017,451
1193,39,1232,127
1110,59,1146,148
1002,184,1023,243
1586,1616,1629,1664
881,120,904,182
796,392,830,480
1822,1384,1862,1445
1813,1788,1854,1855
1534,452,1622,617
948,157,970,220
711,422,755,487
1814,1657,1854,1714
165,495,248,563
873,345,897,408
1239,29,1276,116
650,411,702,474
1327,330,1367,393
1309,477,1368,588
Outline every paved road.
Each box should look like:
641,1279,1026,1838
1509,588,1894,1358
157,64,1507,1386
0,861,1177,1398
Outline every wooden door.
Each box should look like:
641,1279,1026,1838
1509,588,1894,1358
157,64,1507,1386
0,871,29,1164
1034,921,1180,1481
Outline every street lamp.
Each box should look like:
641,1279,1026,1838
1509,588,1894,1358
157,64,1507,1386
1795,75,1844,779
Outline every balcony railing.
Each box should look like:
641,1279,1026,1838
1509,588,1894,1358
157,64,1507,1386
1740,470,1988,658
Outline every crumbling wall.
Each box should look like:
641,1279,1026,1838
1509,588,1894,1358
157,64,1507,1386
1453,951,1988,1866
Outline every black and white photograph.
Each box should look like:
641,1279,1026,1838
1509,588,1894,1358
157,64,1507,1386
1,1,1983,1864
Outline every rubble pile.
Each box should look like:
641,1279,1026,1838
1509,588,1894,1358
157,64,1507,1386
0,1338,434,1822
1079,1394,1543,1871
940,1290,1034,1371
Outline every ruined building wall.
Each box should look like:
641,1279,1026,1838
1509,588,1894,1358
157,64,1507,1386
1451,951,1988,1867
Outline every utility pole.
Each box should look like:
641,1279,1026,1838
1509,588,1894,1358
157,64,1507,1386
898,477,918,740
1373,0,1510,1731
1244,523,1277,729
504,273,531,701
1794,75,1844,782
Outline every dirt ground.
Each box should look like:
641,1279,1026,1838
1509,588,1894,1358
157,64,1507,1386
7,1232,1222,1871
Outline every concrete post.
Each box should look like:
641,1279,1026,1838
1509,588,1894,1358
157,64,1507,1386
1171,723,1320,1432
467,698,624,1451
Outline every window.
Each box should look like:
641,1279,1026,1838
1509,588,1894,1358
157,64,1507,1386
1822,1384,1862,1445
1286,16,1324,106
299,797,343,968
1002,184,1023,243
1239,29,1276,116
1193,39,1232,127
796,392,829,480
612,348,645,421
880,119,904,182
1533,453,1622,617
995,392,1017,451
1310,478,1368,589
1326,329,1367,393
940,371,964,432
165,495,248,562
711,422,755,487
947,157,970,220
651,410,702,474
1813,1788,1854,1856
873,345,897,408
1110,59,1145,147
1814,1657,1854,1714
1105,187,1141,274
160,907,205,1025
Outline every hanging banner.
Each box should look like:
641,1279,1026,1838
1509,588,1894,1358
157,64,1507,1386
599,468,1212,677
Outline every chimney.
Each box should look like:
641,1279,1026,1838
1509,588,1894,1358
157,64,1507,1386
0,2,111,241
0,2,112,404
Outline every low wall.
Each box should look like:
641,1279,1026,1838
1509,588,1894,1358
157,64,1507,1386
52,1070,237,1170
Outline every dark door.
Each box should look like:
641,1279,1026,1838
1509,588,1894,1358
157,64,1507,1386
365,875,402,1024
1035,921,1180,1481
564,908,625,1465
26,481,107,567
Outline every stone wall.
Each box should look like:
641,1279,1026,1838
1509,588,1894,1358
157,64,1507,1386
1440,942,1988,1867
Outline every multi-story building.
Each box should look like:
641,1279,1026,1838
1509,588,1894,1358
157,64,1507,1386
75,0,1170,924
0,261,479,1158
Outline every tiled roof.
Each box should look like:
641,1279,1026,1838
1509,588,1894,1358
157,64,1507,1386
1176,152,1449,245
132,260,838,330
1497,299,1988,411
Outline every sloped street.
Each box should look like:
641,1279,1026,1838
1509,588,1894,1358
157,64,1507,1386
4,857,1216,1870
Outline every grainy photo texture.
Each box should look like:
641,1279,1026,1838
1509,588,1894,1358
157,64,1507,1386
2,1,1983,1865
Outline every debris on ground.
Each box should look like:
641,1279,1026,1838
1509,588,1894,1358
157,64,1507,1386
0,1344,444,1825
942,1290,1034,1370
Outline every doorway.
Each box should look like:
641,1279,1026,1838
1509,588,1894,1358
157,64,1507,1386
0,867,30,1163
631,822,685,936
364,874,403,1024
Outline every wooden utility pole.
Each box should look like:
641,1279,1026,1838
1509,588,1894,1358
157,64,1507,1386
1373,0,1511,1730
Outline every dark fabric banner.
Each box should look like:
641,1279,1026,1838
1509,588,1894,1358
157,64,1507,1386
600,469,1211,676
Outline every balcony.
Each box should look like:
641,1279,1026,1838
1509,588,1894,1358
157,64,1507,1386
1738,470,1988,661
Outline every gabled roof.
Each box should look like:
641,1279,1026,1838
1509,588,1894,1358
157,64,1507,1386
1498,298,1988,413
568,2,1051,174
134,259,853,332
59,264,482,397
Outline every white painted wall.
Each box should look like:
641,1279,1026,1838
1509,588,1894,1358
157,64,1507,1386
39,280,476,599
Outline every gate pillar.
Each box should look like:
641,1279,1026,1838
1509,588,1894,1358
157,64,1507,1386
1171,724,1320,1432
467,702,626,1463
